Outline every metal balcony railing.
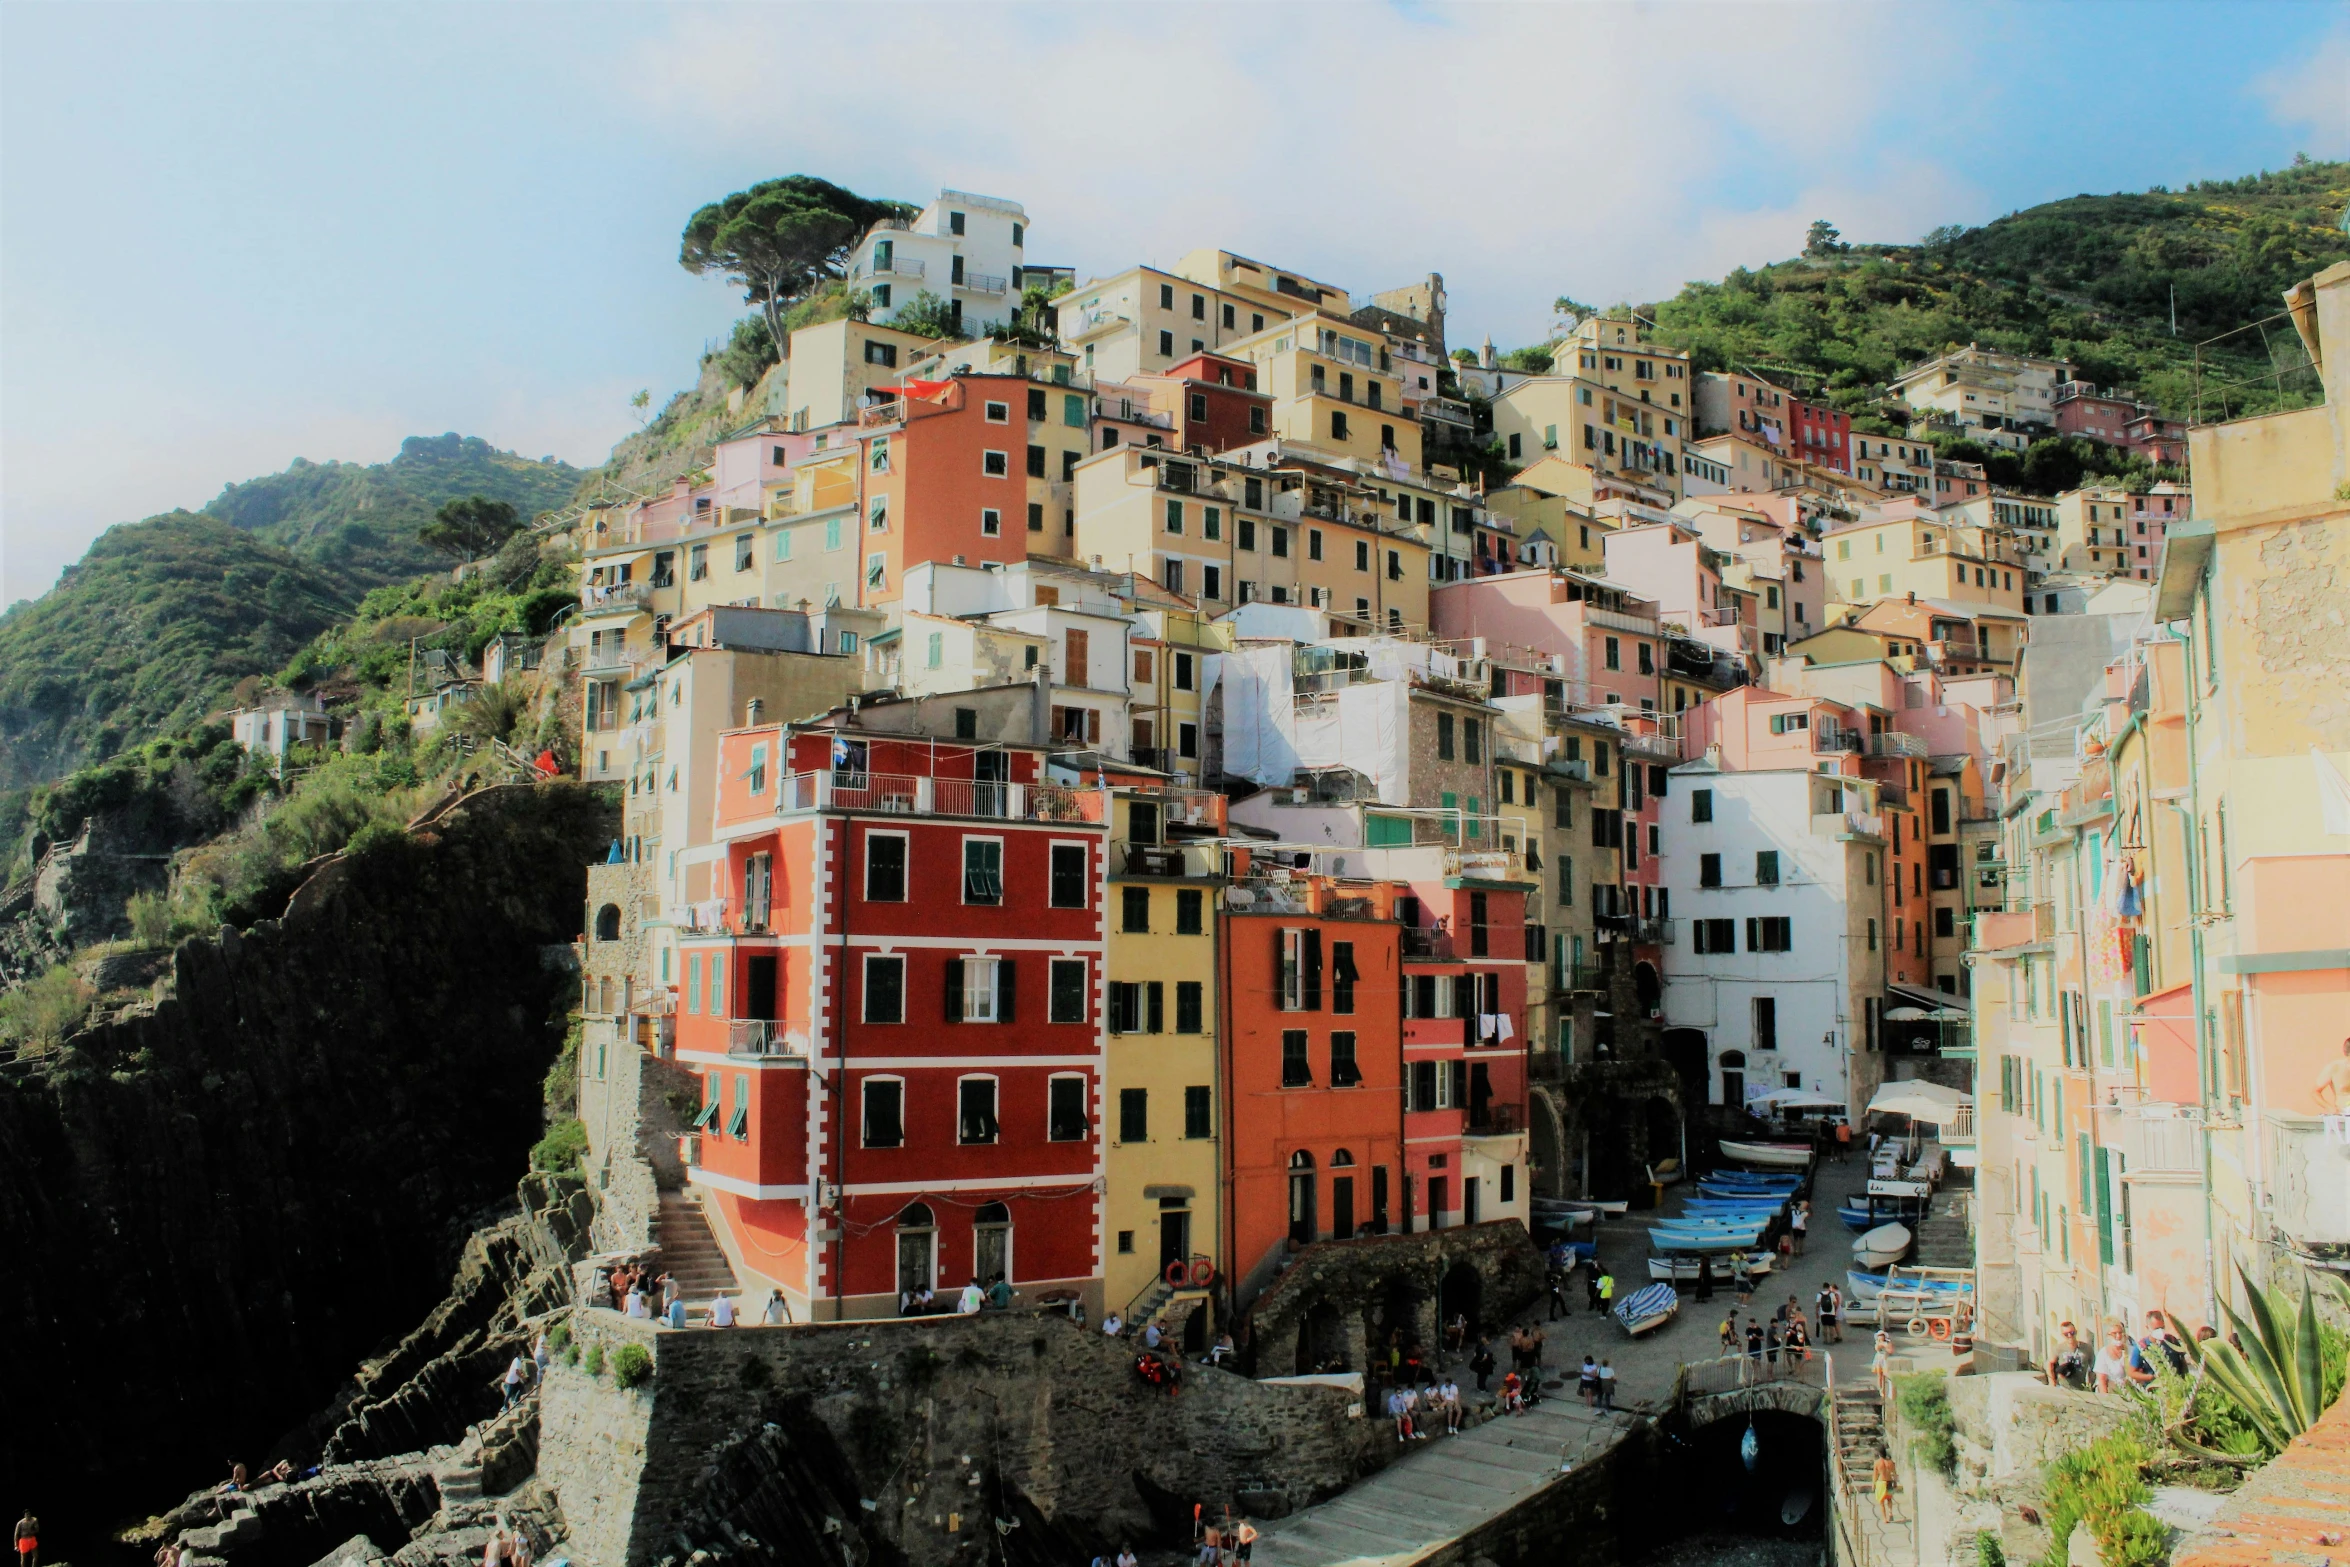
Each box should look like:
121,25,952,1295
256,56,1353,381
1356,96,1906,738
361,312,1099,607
727,1019,813,1058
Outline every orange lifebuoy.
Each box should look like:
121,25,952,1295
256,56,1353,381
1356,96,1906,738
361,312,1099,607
1187,1258,1217,1288
1166,1259,1189,1287
1929,1316,1953,1341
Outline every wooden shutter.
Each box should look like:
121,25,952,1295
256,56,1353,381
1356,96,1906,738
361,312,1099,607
944,957,964,1023
1146,981,1164,1034
1064,628,1089,681
997,959,1015,1023
1302,929,1323,1010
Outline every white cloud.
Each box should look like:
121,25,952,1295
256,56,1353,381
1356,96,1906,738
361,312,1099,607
2255,30,2350,158
622,2,1979,350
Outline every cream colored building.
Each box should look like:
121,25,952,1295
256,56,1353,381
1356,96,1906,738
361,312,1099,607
1888,345,2072,451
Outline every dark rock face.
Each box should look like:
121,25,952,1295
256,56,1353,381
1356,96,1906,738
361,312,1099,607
0,784,613,1548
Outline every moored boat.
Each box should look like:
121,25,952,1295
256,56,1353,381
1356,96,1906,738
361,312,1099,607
1852,1223,1912,1270
1649,1227,1765,1252
1613,1281,1681,1336
1718,1140,1815,1170
1649,1252,1775,1282
1838,1197,1928,1232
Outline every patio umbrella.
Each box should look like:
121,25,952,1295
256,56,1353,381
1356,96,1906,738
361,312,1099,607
1866,1080,1971,1122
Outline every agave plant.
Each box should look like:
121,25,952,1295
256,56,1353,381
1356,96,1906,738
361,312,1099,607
2183,1265,2350,1457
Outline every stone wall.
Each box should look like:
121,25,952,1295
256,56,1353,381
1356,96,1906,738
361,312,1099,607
1945,1371,2140,1495
543,1305,1392,1567
0,784,614,1537
1416,1420,1670,1567
1241,1219,1546,1378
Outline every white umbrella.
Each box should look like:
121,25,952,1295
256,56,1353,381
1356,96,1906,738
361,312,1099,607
1882,1006,1931,1022
1750,1089,1845,1111
1867,1080,1971,1122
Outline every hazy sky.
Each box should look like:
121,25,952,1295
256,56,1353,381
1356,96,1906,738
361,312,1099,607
2,1,2342,603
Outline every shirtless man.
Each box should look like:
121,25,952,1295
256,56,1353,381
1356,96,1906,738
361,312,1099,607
2315,1037,2350,1115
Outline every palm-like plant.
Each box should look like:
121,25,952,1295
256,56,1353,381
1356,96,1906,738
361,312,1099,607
2183,1265,2349,1457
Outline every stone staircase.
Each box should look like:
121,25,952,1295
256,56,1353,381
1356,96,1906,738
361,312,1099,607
1913,1190,1972,1271
1833,1379,1888,1488
656,1189,740,1302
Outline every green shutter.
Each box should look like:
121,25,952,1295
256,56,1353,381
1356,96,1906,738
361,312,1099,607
2095,1152,2114,1266
1366,813,1414,847
1065,393,1086,427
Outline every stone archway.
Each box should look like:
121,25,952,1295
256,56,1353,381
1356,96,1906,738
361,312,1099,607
1530,1088,1568,1199
1634,960,1662,1018
1438,1261,1482,1338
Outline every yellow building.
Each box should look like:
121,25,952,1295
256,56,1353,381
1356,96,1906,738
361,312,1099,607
1490,367,1690,503
1059,263,1307,385
2048,484,2189,580
1069,444,1431,632
1823,512,2026,612
1228,310,1428,474
1483,482,1608,574
1888,346,2071,451
1103,786,1227,1339
779,317,958,433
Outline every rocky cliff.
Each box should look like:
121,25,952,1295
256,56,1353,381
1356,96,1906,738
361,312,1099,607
0,783,613,1553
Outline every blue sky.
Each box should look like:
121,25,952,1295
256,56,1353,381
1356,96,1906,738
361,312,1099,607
2,0,2343,603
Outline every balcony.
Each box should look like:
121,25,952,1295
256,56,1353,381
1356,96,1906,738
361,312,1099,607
1586,606,1662,636
1810,810,1884,841
2096,1104,2204,1175
2267,1114,2350,1252
957,272,1009,296
861,255,925,280
581,582,654,615
741,771,1086,826
1467,1103,1523,1137
1621,730,1683,762
1562,963,1608,993
1935,1103,1976,1146
1120,842,1219,879
727,1019,813,1059
1813,729,1865,755
1633,917,1674,945
1401,927,1455,961
1869,732,1929,759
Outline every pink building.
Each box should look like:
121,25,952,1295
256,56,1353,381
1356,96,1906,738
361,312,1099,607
1601,522,1759,672
1429,569,1664,714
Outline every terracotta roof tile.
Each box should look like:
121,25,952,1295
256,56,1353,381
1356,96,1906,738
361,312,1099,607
2175,1392,2350,1567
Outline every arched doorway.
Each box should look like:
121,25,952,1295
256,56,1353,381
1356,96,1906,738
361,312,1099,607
1288,1151,1317,1247
1330,1150,1357,1240
896,1202,936,1302
1660,1028,1710,1111
1296,1300,1347,1374
1438,1261,1482,1339
972,1201,1011,1288
1377,1277,1426,1356
1718,1050,1746,1110
1644,1096,1682,1184
594,903,622,942
1634,961,1662,1018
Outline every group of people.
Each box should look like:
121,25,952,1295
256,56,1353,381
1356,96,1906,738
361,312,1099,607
1384,1377,1465,1439
1189,1509,1260,1567
1717,1290,1828,1371
606,1261,789,1329
899,1274,1018,1316
2043,1309,2203,1394
1574,1355,1619,1410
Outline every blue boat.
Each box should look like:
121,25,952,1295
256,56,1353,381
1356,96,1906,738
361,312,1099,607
1614,1281,1680,1336
1839,1198,1928,1232
1700,1172,1803,1189
1681,1198,1788,1216
1649,1227,1765,1252
1697,1178,1802,1197
1654,1216,1775,1230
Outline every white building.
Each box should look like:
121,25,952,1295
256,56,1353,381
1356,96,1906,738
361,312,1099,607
1659,753,1890,1120
844,189,1030,336
230,693,336,762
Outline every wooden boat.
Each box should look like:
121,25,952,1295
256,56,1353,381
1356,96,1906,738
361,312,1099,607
1536,1197,1628,1219
1649,1252,1775,1282
1654,1216,1775,1233
1852,1223,1912,1270
1649,1227,1765,1252
1647,1158,1684,1186
1683,1197,1790,1215
1718,1140,1815,1170
1613,1281,1681,1336
1700,1169,1804,1187
1696,1181,1802,1202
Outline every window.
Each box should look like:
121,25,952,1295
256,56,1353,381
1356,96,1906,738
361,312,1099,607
1691,789,1713,823
1176,979,1203,1033
1203,564,1222,600
864,339,898,367
1271,526,1289,558
982,450,1009,477
1752,997,1778,1050
1049,844,1087,908
1174,652,1195,691
958,1078,999,1144
1176,888,1204,935
985,400,1010,424
1049,959,1086,1023
981,508,1001,537
1699,853,1722,887
1158,329,1174,357
862,1078,904,1148
1693,918,1737,953
864,954,905,1023
1464,718,1482,764
1437,712,1455,760
866,552,887,591
1555,789,1573,828
1746,917,1793,952
1282,1030,1312,1087
1277,926,1323,1010
866,833,907,901
1755,850,1780,886
1331,1032,1362,1087
1331,940,1358,1013
1184,1084,1213,1138
1867,918,1878,952
1119,1088,1149,1143
1122,886,1151,933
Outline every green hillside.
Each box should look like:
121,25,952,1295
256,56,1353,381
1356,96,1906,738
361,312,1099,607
0,515,355,788
1637,160,2350,430
206,433,582,588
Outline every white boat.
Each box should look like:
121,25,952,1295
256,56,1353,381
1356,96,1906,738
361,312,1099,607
1718,1140,1814,1170
1649,1227,1765,1252
1852,1223,1912,1270
1649,1253,1775,1282
1536,1197,1628,1219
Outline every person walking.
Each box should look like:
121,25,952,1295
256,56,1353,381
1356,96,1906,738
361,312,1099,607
1764,1319,1782,1368
1816,1283,1839,1346
15,1512,37,1567
1732,1254,1754,1306
1828,1283,1846,1343
1596,1270,1616,1315
1232,1521,1258,1565
1720,1314,1738,1355
1596,1359,1616,1411
1746,1319,1765,1365
1835,1120,1853,1162
1791,1202,1809,1255
1549,1267,1573,1320
501,1353,527,1410
1694,1256,1714,1302
1872,1329,1896,1402
532,1331,551,1380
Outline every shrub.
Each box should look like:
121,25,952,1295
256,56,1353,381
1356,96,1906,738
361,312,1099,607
612,1342,652,1389
2038,1432,2164,1567
531,1118,588,1172
547,1320,572,1353
1896,1370,1957,1478
0,965,94,1056
584,1343,605,1378
543,1017,582,1118
1976,1531,2005,1567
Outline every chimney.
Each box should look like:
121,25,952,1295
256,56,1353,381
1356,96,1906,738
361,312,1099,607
1906,592,1916,606
746,697,765,727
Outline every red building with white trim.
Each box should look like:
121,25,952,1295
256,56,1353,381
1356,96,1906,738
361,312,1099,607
677,723,1108,1319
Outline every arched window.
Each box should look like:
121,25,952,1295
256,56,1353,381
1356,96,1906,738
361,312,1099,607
1718,1050,1747,1111
974,1202,1012,1286
896,1204,936,1302
898,1201,935,1227
1330,1149,1354,1167
594,903,622,942
1288,1150,1317,1248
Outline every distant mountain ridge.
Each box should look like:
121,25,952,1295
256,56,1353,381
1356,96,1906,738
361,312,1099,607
0,435,579,790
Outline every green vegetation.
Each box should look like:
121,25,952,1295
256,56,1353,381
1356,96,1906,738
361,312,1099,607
1637,162,2350,432
543,1015,582,1118
416,495,523,564
0,963,94,1056
678,175,913,359
1975,1532,2006,1567
1895,1370,1958,1477
2036,1431,2167,1567
889,288,965,340
204,433,580,588
530,1117,588,1173
2181,1268,2350,1458
611,1341,652,1388
583,1342,605,1377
